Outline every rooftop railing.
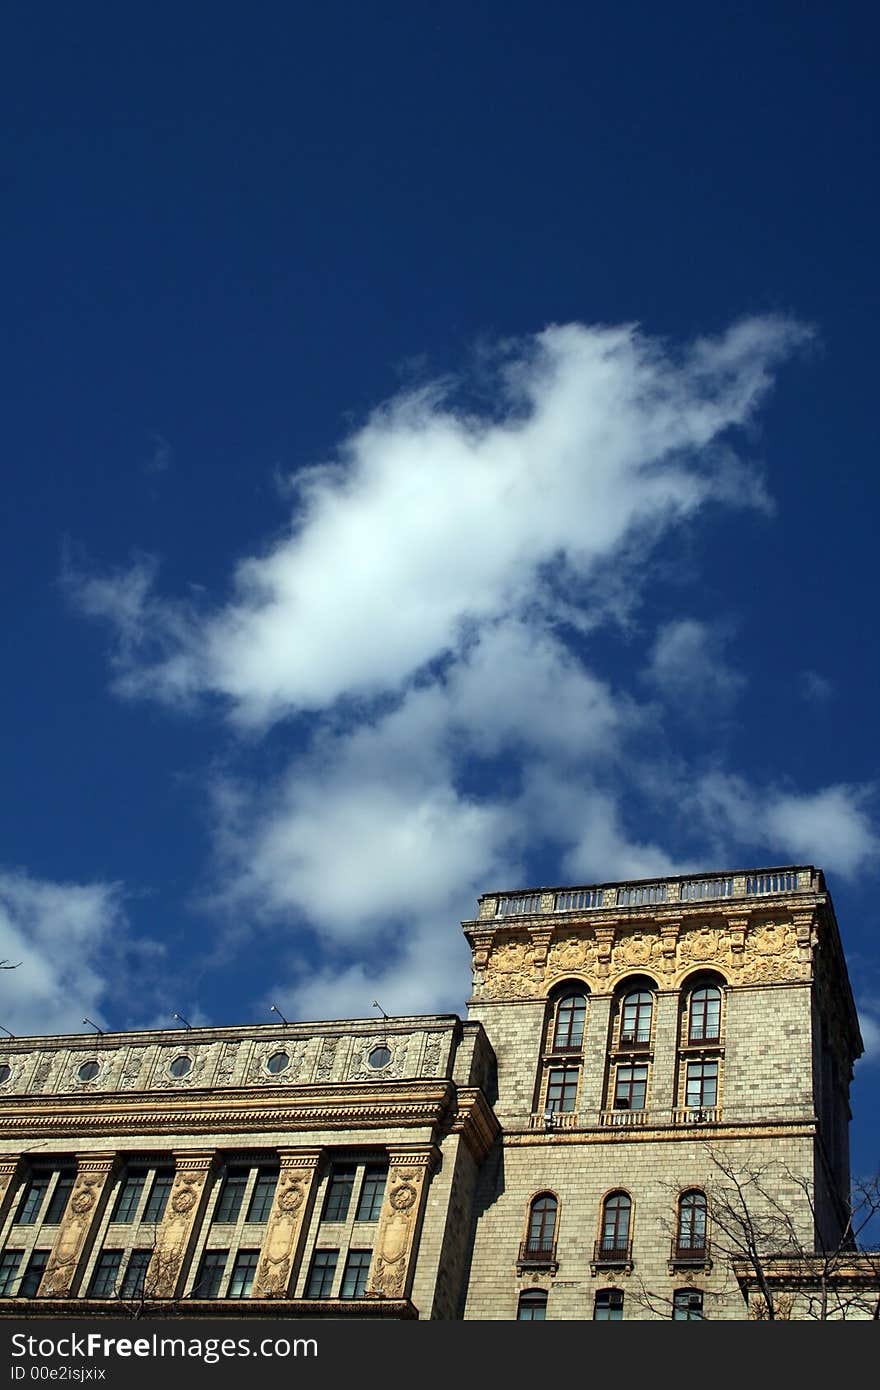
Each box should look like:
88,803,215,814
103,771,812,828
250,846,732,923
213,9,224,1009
479,866,815,920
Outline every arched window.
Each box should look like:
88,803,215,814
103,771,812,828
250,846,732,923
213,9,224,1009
672,1287,703,1319
620,990,653,1045
517,1288,548,1320
600,1192,631,1256
593,1287,624,1320
688,984,721,1042
525,1193,558,1258
676,1189,707,1255
552,990,587,1050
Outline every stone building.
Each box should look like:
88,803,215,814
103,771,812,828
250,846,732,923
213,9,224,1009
0,864,875,1319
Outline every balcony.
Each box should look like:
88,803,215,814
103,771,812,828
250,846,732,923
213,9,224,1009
672,1106,720,1125
599,1108,648,1128
616,1035,651,1052
670,1239,712,1270
592,1239,633,1273
527,1110,579,1131
517,1239,558,1271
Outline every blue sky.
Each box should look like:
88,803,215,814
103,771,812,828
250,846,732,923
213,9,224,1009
2,3,879,1185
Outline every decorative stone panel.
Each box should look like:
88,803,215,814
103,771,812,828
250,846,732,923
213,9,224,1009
251,1149,322,1298
39,1153,118,1297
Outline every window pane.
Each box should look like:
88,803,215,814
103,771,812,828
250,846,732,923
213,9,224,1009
246,1170,278,1224
227,1250,260,1298
686,1061,718,1108
340,1249,372,1298
120,1250,152,1299
528,1195,557,1248
193,1250,228,1298
0,1251,21,1296
602,1194,631,1247
615,1064,648,1110
679,1191,707,1246
111,1172,147,1224
546,1067,579,1112
214,1172,248,1224
322,1166,356,1222
88,1250,123,1298
355,1164,388,1222
518,1289,547,1320
553,993,587,1049
43,1173,75,1225
305,1249,338,1298
673,1289,704,1319
594,1288,624,1320
142,1171,173,1225
19,1250,49,1298
14,1174,50,1225
621,992,652,1042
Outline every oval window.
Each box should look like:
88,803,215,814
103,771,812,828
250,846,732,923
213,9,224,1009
0,1064,10,1084
78,1060,100,1082
368,1045,392,1069
169,1055,192,1078
266,1051,289,1074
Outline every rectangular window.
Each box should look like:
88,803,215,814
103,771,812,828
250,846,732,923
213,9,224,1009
304,1249,338,1298
87,1250,123,1298
614,1064,648,1110
214,1170,248,1224
246,1169,278,1223
14,1173,50,1225
110,1171,147,1224
227,1249,260,1298
340,1249,372,1299
120,1250,152,1299
545,1066,579,1112
18,1250,49,1298
142,1171,173,1224
322,1166,356,1222
43,1173,75,1226
192,1250,228,1298
686,1061,718,1109
594,1288,624,1320
0,1251,22,1296
355,1164,387,1222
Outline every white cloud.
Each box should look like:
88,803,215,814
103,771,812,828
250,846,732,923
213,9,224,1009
856,1007,880,1065
70,316,809,727
0,871,132,1035
691,775,879,880
799,670,834,704
645,618,746,712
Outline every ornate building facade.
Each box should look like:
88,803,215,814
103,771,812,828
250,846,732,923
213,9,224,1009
0,865,875,1319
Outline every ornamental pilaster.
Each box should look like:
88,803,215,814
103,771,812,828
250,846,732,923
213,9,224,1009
251,1148,323,1297
39,1152,119,1297
148,1150,217,1298
0,1158,22,1229
367,1146,438,1301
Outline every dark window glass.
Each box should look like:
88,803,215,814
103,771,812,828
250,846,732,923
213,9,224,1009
0,1251,21,1295
87,1250,123,1298
322,1166,356,1222
545,1066,579,1112
78,1061,100,1082
594,1287,624,1320
517,1289,548,1320
214,1171,248,1224
111,1172,147,1224
266,1051,289,1074
18,1250,49,1298
142,1171,173,1224
120,1250,152,1299
227,1250,260,1298
686,1061,718,1109
526,1194,557,1254
169,1056,192,1078
246,1170,278,1223
14,1173,50,1225
355,1165,388,1222
0,1064,10,1084
614,1064,648,1110
304,1249,338,1298
368,1046,391,1069
678,1190,708,1250
552,992,587,1049
340,1249,372,1299
620,991,653,1044
673,1288,704,1320
601,1193,631,1252
192,1250,228,1298
43,1173,75,1225
689,986,721,1042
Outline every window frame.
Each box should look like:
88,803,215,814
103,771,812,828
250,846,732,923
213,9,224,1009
593,1287,624,1320
517,1288,548,1320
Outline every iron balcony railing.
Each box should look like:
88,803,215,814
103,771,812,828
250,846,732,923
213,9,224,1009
482,866,815,919
517,1239,558,1267
670,1239,710,1265
593,1239,632,1265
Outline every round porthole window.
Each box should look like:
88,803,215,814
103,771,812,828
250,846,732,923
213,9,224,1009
368,1045,392,1069
169,1055,192,1078
266,1051,289,1075
78,1060,100,1082
0,1064,10,1084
